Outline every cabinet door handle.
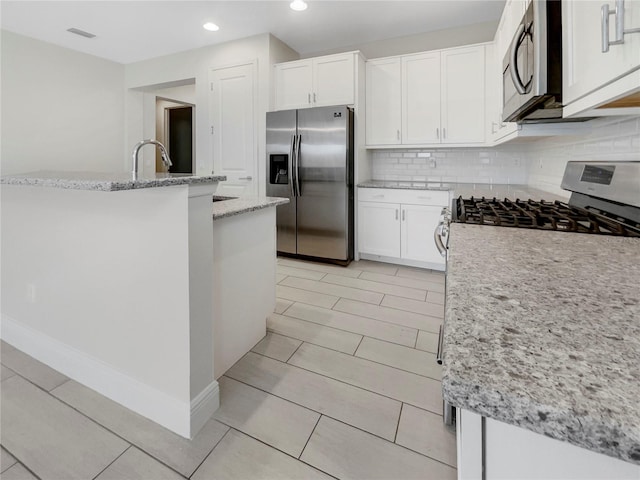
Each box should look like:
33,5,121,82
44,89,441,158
436,128,439,139
308,93,311,104
397,129,400,141
395,209,399,220
402,209,405,221
443,127,447,139
238,176,253,180
313,92,317,103
601,0,640,52
372,194,384,199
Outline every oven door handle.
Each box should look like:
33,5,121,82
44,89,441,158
509,23,529,95
434,221,447,257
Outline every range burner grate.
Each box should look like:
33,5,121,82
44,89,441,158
454,197,640,237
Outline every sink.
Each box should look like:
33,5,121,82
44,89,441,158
212,195,238,202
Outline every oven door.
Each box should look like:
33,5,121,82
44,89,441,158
433,207,450,261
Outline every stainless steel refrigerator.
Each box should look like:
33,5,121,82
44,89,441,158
266,105,353,264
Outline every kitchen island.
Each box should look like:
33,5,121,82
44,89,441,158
443,223,640,478
1,171,287,439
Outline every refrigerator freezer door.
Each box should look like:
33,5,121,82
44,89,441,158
266,109,297,254
296,106,352,260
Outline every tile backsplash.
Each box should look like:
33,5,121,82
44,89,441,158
371,145,530,184
370,115,640,196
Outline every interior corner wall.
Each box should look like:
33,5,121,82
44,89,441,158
0,30,125,175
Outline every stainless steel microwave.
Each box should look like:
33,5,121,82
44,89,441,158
502,0,563,123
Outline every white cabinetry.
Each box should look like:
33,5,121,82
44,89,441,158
457,409,640,480
366,45,486,147
274,52,355,110
563,0,640,117
358,188,449,270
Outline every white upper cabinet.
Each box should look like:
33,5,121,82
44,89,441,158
402,52,441,144
441,45,486,143
274,52,355,110
563,0,640,117
366,45,486,147
366,57,402,145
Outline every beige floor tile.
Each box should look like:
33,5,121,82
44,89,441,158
1,376,129,480
225,352,401,441
1,463,39,480
396,266,446,283
427,291,446,305
334,298,442,333
280,276,384,305
283,302,417,347
360,270,445,294
276,265,326,281
214,376,319,457
301,416,456,480
276,285,339,309
1,447,17,474
268,313,362,354
1,365,16,382
274,298,294,314
0,347,68,391
276,273,287,284
348,259,399,276
95,447,184,480
381,294,445,318
278,258,361,278
192,429,331,480
355,337,441,380
289,343,443,413
251,332,302,362
51,380,229,478
396,404,457,467
322,274,427,301
416,330,440,353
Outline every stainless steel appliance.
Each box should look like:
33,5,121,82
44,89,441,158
502,0,564,123
437,161,640,426
266,105,354,264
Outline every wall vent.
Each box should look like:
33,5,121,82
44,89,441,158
66,28,96,39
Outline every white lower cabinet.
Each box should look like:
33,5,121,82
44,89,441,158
358,188,448,270
457,408,640,480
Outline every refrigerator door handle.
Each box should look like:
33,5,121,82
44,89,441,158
295,134,302,196
289,135,296,197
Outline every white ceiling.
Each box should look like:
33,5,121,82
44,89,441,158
1,1,505,64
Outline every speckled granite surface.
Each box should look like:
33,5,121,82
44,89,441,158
358,181,569,202
0,171,226,191
212,196,289,220
443,224,640,464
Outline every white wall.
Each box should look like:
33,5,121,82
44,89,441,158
0,30,125,175
526,116,640,196
304,21,498,60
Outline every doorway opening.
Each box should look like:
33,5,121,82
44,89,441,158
155,97,195,174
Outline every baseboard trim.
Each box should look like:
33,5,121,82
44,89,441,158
1,314,219,438
358,253,445,272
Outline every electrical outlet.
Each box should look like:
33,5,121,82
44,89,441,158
26,283,36,303
429,159,437,168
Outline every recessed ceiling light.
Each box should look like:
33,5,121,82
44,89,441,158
290,0,307,11
203,22,219,31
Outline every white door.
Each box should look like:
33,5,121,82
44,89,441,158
313,53,355,106
563,0,640,105
441,45,486,144
210,62,257,197
358,201,401,257
401,204,445,266
366,58,402,145
274,59,313,110
402,52,441,144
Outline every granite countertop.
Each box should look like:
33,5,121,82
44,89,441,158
358,180,569,202
212,196,289,220
0,171,227,191
442,224,640,464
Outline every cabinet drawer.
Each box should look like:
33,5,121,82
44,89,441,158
358,188,450,206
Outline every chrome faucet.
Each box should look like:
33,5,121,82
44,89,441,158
131,140,172,176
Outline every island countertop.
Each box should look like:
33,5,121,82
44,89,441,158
442,224,640,465
0,171,227,191
212,196,289,220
